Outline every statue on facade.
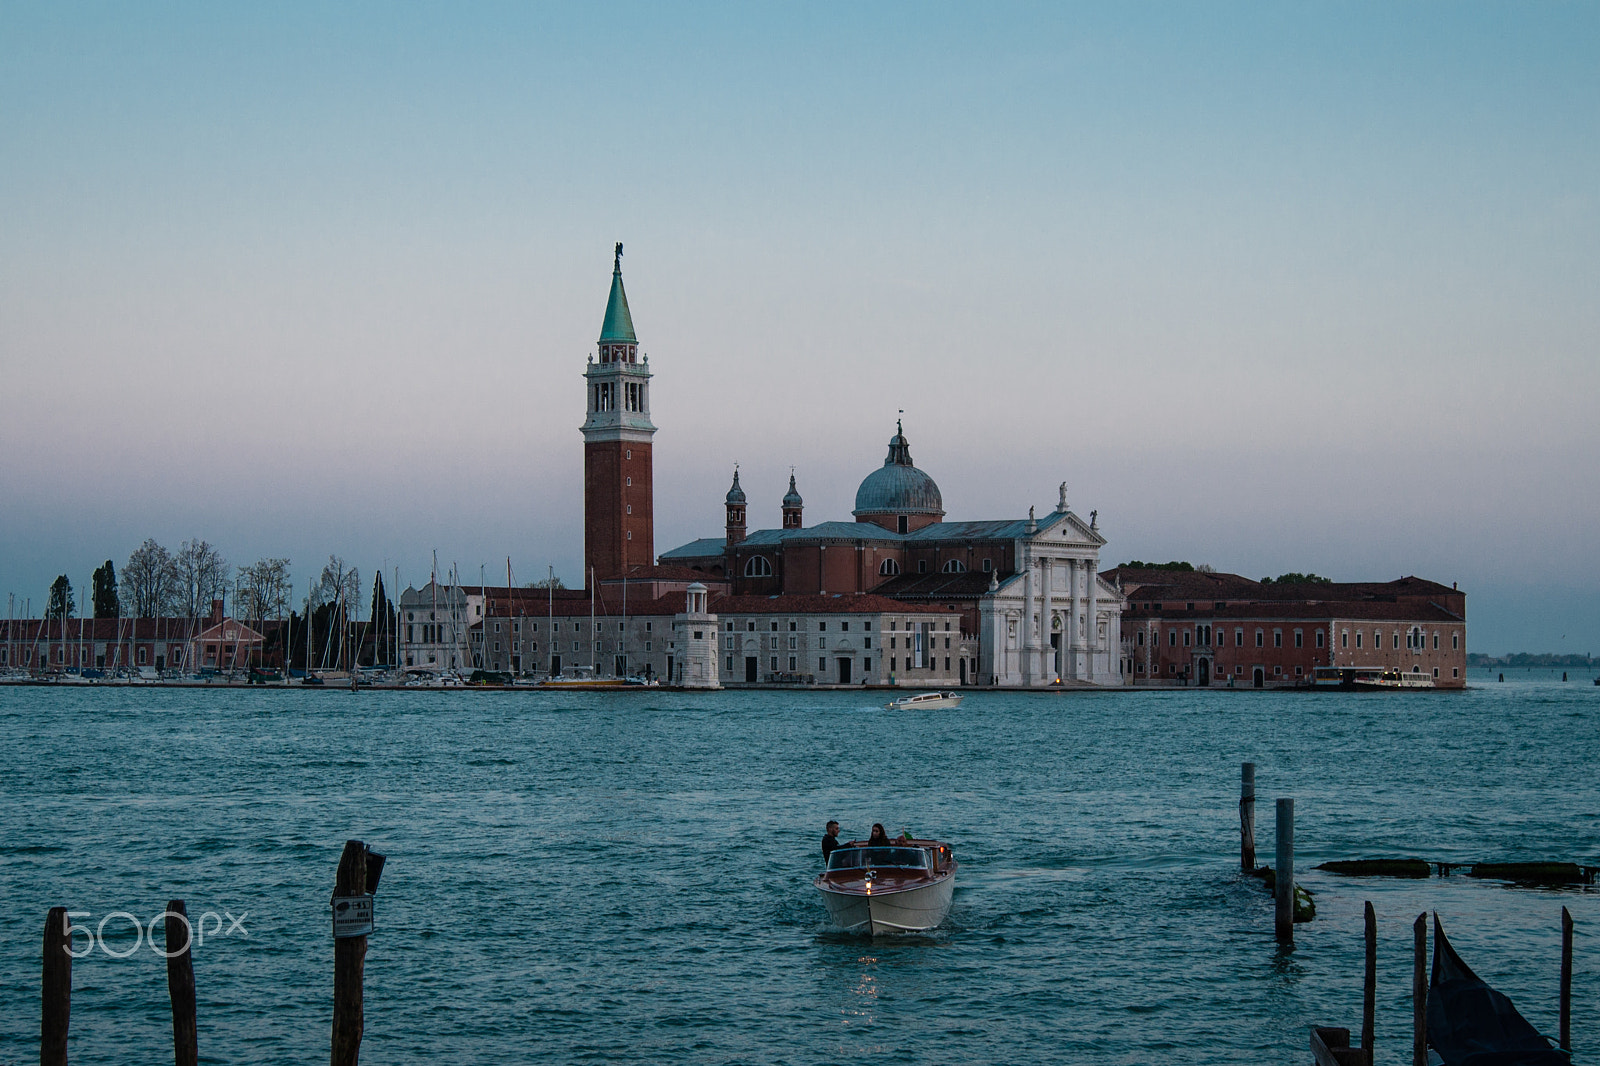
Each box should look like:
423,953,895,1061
1058,482,1068,512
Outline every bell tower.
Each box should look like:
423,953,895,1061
583,243,656,582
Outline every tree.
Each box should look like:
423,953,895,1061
368,572,396,666
47,575,75,620
315,556,361,617
92,561,120,618
174,539,229,618
526,576,567,590
237,558,292,625
122,539,179,618
1261,573,1332,586
1115,560,1195,572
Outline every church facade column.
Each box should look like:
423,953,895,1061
1039,557,1054,684
1065,558,1080,679
1085,558,1100,682
1020,550,1036,686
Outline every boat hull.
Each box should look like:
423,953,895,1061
817,875,955,935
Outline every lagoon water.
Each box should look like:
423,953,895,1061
1,673,1595,1064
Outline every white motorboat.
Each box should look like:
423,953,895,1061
884,690,963,710
815,840,958,935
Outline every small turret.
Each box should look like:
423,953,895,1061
725,468,747,548
781,472,803,529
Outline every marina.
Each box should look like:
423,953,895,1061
1,672,1593,1064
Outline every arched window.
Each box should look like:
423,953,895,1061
743,556,772,578
941,559,967,573
879,558,900,576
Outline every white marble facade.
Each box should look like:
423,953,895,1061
977,496,1124,687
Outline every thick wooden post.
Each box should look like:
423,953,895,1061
1412,913,1428,1066
331,840,368,1066
166,900,197,1066
41,906,71,1066
1240,762,1256,871
1274,797,1294,944
1560,906,1573,1052
1362,901,1376,1065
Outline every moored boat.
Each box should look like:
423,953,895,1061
540,667,628,689
885,690,963,710
815,839,957,935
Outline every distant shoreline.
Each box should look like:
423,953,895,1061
1467,652,1595,668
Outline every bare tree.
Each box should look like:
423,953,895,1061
174,539,229,618
121,539,180,618
315,556,362,617
237,558,292,626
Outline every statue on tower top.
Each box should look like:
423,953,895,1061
614,242,623,269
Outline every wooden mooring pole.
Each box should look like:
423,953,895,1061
1240,762,1256,871
332,840,369,1066
1560,906,1573,1052
41,906,71,1066
166,900,198,1066
1362,901,1376,1064
1274,797,1294,944
1412,912,1428,1066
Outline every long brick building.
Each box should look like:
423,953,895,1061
1108,568,1467,688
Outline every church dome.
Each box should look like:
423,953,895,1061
724,469,746,505
782,473,803,508
853,422,944,518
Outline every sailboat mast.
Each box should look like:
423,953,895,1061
547,565,554,677
590,567,596,672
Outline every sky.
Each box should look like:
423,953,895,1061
1,2,1596,654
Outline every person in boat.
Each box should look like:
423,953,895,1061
867,823,891,846
822,821,841,862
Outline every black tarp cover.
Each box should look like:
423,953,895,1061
1427,914,1568,1066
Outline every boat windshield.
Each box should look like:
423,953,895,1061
827,847,930,871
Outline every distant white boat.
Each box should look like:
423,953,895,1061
885,690,964,710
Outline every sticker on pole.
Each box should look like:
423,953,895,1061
331,895,374,938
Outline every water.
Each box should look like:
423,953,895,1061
2,678,1595,1064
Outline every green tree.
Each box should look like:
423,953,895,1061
47,575,75,620
1115,560,1195,572
92,560,120,618
1261,573,1332,585
526,576,567,590
121,538,179,618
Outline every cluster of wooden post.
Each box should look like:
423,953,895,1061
39,839,382,1065
1240,762,1298,945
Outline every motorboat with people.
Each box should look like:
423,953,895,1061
884,690,964,710
815,838,958,935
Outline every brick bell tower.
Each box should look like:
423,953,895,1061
583,243,656,583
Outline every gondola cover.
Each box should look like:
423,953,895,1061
1427,914,1568,1066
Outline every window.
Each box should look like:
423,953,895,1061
880,558,901,576
1315,630,1324,648
1452,633,1459,650
1341,630,1348,648
818,622,827,631
769,636,778,650
917,560,928,573
1356,632,1363,648
1255,630,1264,648
864,658,872,672
726,656,734,672
1433,632,1439,649
1294,630,1303,648
770,621,778,631
864,637,872,649
897,516,908,534
819,638,827,649
819,658,826,671
841,622,850,631
726,622,734,631
1169,630,1177,646
1393,633,1400,649
642,641,650,652
743,556,773,577
1235,629,1244,647
771,656,778,671
942,559,967,573
788,636,796,650
747,621,755,632
981,559,992,572
789,620,797,631
1136,631,1144,647
1183,630,1191,647
788,656,797,671
1274,630,1283,648
1295,665,1303,676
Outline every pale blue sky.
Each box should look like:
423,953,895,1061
2,3,1596,653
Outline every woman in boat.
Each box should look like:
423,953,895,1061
867,824,891,846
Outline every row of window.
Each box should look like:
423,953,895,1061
1136,625,1461,652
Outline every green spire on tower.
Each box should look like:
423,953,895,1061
599,241,637,343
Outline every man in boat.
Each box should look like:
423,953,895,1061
822,821,841,862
